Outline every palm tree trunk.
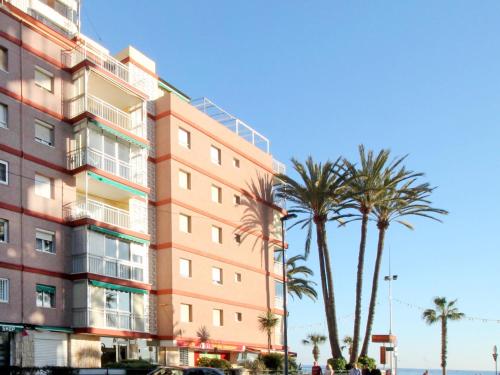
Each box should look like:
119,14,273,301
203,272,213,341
442,317,447,375
360,223,387,357
351,212,369,363
268,330,271,353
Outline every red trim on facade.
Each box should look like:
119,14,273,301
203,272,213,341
23,153,68,174
156,335,285,351
0,86,64,120
74,327,154,339
0,201,23,213
0,30,21,46
0,143,23,157
120,56,158,79
68,218,151,241
23,208,65,224
70,273,152,290
0,261,71,279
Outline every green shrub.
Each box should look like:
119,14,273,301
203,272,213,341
106,359,155,369
197,357,232,369
260,353,283,370
240,359,266,372
327,357,347,371
357,356,377,370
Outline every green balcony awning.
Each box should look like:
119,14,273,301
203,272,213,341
36,284,55,294
89,119,148,149
36,325,73,333
87,171,147,198
89,280,148,295
89,225,149,245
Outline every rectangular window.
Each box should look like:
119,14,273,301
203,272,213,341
234,272,242,283
179,348,189,366
34,174,52,199
179,258,192,278
34,66,54,92
211,185,222,203
0,219,8,243
180,303,192,322
234,234,241,244
178,170,191,190
0,47,7,72
210,146,221,165
0,103,7,129
179,214,191,233
211,226,222,244
212,309,223,326
0,279,8,303
235,312,242,322
178,128,191,149
36,284,55,308
0,160,8,185
35,120,54,146
35,229,55,254
233,195,241,205
233,158,240,168
212,267,222,285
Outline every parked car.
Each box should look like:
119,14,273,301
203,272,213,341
148,366,226,375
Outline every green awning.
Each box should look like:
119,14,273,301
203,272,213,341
89,225,149,245
158,80,190,102
87,171,147,198
89,280,148,295
0,323,24,333
89,119,148,149
36,325,73,333
36,284,55,294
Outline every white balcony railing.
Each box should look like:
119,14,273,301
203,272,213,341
67,148,146,186
64,94,145,138
73,308,148,332
73,254,145,283
272,159,286,175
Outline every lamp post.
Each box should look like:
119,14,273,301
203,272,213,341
384,273,398,374
279,213,296,375
493,345,498,375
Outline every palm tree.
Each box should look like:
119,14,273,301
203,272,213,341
287,254,317,301
341,336,354,357
422,297,464,375
344,145,416,363
275,157,350,359
360,180,448,357
302,334,327,363
258,310,279,353
196,325,211,353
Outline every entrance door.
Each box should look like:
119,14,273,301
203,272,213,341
0,333,10,367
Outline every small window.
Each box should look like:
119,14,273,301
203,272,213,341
0,47,7,72
210,146,221,165
235,312,243,322
211,226,222,244
179,170,191,190
179,258,192,278
178,128,191,149
233,158,240,168
212,267,223,285
212,309,223,326
234,234,241,244
234,272,242,283
0,278,8,303
211,185,222,203
36,229,55,254
0,103,7,128
35,120,54,146
180,303,192,322
233,195,241,205
0,219,8,243
36,284,55,308
34,174,53,199
179,214,191,233
0,160,8,185
34,66,54,92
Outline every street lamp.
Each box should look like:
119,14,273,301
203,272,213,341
493,345,498,375
384,273,398,374
279,213,296,375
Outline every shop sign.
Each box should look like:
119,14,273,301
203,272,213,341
0,324,22,333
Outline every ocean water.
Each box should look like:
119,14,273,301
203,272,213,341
300,367,495,375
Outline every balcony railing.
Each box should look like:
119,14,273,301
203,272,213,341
64,94,145,138
73,254,145,283
272,159,286,175
67,148,146,186
73,308,148,332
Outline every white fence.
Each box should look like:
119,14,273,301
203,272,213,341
73,253,144,283
73,308,148,332
64,199,132,230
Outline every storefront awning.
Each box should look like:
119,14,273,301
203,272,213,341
89,225,149,245
87,171,147,198
89,119,148,149
0,323,24,333
89,279,148,295
36,325,73,333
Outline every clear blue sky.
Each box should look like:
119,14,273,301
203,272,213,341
82,1,500,370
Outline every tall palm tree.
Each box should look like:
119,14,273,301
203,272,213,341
342,336,353,357
287,254,317,301
422,297,464,375
302,334,327,363
360,180,448,357
275,157,350,359
258,310,279,353
344,145,416,363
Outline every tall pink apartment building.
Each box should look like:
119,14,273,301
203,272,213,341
0,0,287,368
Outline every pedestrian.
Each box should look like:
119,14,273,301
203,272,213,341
325,362,334,375
312,361,323,375
423,371,429,375
371,368,381,375
349,363,361,375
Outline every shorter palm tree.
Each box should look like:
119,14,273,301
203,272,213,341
287,254,317,301
422,297,464,375
197,325,211,352
258,310,279,353
342,336,354,357
302,334,327,363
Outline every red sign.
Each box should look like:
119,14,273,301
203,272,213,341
372,334,397,344
380,347,386,365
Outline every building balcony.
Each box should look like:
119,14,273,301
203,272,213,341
73,308,148,333
273,261,284,276
64,94,146,138
73,254,145,283
68,147,147,187
272,159,286,175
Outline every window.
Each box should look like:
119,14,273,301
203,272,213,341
210,146,221,165
34,174,53,198
233,158,240,168
178,170,191,190
104,236,130,261
211,185,222,203
180,303,192,322
179,214,191,233
211,226,222,244
0,219,8,243
178,128,191,149
36,284,55,308
234,234,241,244
0,160,8,185
212,267,222,285
233,194,241,205
235,312,242,322
105,289,131,321
234,272,242,283
179,258,192,278
0,103,7,128
179,348,189,366
35,120,54,146
34,66,54,92
36,229,55,254
212,309,223,326
0,279,8,303
0,47,7,72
